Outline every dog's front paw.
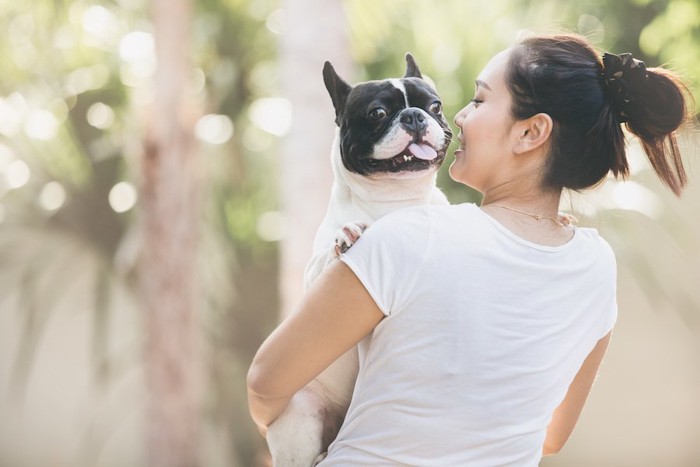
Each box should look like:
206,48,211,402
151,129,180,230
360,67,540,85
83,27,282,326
333,222,369,257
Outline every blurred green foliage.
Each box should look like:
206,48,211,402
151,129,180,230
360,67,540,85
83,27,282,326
0,0,697,465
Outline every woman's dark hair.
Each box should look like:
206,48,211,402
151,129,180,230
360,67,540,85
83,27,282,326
506,34,690,196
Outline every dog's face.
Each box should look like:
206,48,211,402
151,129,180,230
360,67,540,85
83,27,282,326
324,55,452,180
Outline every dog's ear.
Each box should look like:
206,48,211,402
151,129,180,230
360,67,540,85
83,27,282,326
323,61,352,126
404,53,423,79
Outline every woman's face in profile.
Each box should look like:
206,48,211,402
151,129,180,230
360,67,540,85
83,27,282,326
449,49,516,192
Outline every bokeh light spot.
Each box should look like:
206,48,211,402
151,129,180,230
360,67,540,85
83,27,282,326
39,181,67,211
109,181,138,213
195,114,234,145
248,98,292,137
24,110,59,141
6,160,31,189
119,31,155,63
87,102,115,129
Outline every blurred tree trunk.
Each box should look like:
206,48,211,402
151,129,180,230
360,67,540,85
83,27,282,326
139,0,201,466
279,0,352,317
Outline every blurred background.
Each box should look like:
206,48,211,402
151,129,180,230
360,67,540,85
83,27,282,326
0,0,698,466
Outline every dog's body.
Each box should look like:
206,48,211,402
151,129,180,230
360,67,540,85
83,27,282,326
266,55,452,466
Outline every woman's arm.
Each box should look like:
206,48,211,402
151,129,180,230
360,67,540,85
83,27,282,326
542,331,613,455
247,259,385,435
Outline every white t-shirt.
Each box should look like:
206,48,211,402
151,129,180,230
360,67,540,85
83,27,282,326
320,203,617,466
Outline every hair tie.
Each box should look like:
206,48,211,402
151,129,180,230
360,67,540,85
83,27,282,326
601,52,649,123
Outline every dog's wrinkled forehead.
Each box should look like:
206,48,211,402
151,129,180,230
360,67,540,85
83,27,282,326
344,80,407,120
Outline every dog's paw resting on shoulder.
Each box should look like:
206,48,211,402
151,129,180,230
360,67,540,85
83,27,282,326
333,222,369,257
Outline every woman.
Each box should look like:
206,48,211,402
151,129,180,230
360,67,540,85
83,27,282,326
248,34,690,465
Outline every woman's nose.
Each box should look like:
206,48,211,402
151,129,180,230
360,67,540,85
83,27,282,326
453,109,465,127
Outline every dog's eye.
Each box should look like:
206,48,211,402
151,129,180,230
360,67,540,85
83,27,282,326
368,108,387,120
429,101,443,114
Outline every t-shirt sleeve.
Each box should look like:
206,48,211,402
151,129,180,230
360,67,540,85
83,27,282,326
339,207,432,317
598,235,618,338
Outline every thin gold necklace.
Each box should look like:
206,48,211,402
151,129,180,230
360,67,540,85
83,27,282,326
490,204,577,227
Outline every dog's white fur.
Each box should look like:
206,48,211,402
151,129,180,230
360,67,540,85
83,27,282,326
266,91,449,467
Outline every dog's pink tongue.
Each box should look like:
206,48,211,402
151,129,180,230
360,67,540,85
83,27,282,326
408,143,437,160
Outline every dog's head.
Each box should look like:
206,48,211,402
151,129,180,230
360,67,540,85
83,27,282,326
323,54,452,180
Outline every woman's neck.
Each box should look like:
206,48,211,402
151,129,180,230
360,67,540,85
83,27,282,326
480,181,562,217
478,184,574,247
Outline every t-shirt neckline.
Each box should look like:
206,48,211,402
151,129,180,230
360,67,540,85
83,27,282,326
468,203,578,252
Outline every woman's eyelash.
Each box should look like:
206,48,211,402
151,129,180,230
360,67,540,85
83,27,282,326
471,98,483,104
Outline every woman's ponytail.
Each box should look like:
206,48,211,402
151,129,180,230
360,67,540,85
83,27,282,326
602,52,690,195
507,35,692,196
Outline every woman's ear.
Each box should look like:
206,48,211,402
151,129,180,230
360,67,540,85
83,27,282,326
513,113,553,155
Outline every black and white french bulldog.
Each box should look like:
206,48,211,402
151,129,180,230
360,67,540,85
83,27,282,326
265,54,452,466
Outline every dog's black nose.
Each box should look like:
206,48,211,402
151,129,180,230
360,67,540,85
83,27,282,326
400,108,428,134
